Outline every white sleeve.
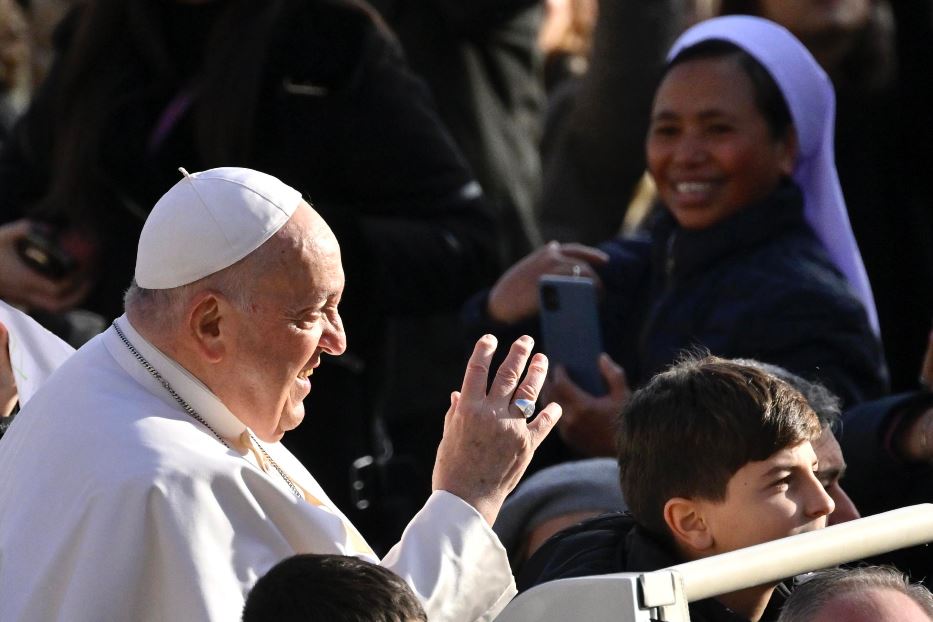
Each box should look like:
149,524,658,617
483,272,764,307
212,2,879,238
0,300,75,404
382,490,516,621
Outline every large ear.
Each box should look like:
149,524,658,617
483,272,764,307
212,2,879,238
777,126,799,178
187,291,231,363
663,497,714,555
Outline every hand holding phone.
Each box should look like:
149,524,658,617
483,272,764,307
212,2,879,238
0,220,93,312
15,224,77,280
548,355,631,456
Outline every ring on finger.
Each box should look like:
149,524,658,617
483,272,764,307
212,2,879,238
511,398,536,419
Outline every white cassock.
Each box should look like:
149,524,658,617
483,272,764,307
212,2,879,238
0,316,515,621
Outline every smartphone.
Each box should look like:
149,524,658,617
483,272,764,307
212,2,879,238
538,275,606,396
15,224,76,280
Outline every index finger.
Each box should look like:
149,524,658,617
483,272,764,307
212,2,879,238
557,243,610,265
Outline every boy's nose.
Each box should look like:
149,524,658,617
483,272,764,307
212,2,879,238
806,475,836,520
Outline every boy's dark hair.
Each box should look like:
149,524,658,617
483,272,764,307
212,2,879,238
665,39,794,141
617,354,820,541
242,554,428,622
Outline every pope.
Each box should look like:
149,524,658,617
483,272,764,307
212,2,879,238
0,167,562,621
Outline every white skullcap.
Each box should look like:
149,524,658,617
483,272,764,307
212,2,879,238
135,167,302,289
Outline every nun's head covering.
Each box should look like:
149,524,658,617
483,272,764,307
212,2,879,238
668,16,879,336
135,167,302,289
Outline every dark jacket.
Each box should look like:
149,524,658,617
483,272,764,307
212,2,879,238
466,183,888,409
518,513,784,622
838,391,933,581
371,0,545,264
0,0,498,322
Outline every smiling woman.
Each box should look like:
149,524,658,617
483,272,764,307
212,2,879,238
470,17,888,458
646,40,796,231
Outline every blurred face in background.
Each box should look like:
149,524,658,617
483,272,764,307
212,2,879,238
812,426,860,526
756,0,871,41
646,55,796,230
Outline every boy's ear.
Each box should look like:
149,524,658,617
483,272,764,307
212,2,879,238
663,497,714,555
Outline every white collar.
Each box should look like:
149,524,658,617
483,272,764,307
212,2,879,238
110,315,247,443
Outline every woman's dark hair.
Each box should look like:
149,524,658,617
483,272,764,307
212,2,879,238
717,0,897,93
30,0,286,224
663,39,793,141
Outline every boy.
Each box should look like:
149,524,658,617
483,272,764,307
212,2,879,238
518,355,835,622
242,554,427,622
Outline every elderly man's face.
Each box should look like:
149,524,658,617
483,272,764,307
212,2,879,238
812,426,860,525
810,588,933,622
226,202,347,442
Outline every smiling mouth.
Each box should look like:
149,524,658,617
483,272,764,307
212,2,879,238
674,181,715,194
297,369,313,380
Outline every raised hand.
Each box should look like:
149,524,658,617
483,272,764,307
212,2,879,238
432,334,562,525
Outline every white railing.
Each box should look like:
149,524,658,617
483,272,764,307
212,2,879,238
495,504,933,622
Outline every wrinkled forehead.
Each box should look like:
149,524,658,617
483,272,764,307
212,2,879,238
252,202,344,303
280,201,340,255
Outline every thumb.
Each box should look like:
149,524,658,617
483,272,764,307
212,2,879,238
442,391,461,434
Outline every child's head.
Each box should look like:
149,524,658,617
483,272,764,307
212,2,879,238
617,355,834,558
242,554,427,622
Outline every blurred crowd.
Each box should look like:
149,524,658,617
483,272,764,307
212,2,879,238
1,0,932,619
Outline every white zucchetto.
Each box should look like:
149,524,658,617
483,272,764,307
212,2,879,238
135,167,302,289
